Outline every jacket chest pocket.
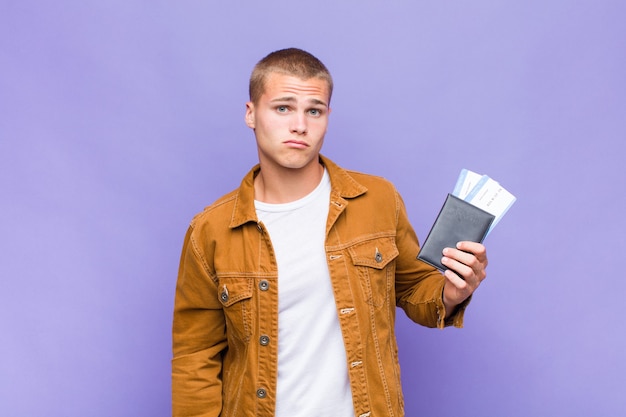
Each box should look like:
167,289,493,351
347,236,399,308
217,278,254,342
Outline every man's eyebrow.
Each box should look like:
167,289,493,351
269,96,328,107
270,96,297,103
308,98,328,107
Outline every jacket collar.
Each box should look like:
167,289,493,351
229,154,367,228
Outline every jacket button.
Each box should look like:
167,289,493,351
259,280,269,291
256,388,267,399
220,291,229,302
375,252,383,263
259,335,270,346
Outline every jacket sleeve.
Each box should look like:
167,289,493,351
172,225,227,417
393,190,469,329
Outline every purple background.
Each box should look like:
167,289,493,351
1,1,625,416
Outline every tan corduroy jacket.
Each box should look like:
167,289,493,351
172,155,468,417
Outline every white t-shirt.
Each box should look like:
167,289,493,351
255,169,354,416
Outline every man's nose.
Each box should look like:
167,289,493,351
290,112,308,134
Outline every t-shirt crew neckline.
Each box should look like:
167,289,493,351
254,168,330,213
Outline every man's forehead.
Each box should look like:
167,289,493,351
265,72,330,95
263,73,330,102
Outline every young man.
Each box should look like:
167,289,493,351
172,48,488,417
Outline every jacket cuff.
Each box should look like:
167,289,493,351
437,293,472,329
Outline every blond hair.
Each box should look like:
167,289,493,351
249,48,333,104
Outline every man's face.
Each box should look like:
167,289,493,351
245,72,331,173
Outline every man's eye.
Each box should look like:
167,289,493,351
276,106,288,113
309,109,320,116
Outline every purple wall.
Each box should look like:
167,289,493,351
1,1,625,416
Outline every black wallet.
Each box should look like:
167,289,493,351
417,193,495,271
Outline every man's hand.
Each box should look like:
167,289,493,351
441,241,488,316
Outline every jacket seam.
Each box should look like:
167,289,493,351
188,226,218,285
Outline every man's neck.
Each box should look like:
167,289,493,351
254,160,324,204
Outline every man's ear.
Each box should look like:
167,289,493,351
244,102,255,129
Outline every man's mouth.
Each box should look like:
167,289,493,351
284,140,309,149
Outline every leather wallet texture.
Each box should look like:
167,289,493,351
417,193,495,271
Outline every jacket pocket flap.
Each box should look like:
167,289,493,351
217,278,253,307
348,237,399,269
